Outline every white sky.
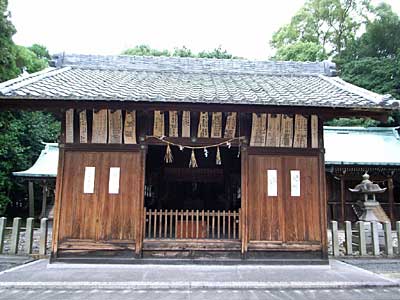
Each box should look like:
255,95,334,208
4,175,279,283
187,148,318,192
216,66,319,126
8,0,400,60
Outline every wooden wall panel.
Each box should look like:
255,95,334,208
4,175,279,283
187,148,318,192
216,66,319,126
57,151,144,244
283,156,320,242
248,156,284,242
247,154,321,245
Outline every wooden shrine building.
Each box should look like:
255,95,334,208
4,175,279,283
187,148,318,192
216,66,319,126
12,143,58,219
0,54,398,263
325,126,400,225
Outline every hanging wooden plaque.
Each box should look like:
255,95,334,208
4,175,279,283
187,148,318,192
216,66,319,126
79,110,87,143
124,111,137,144
280,115,294,147
169,111,179,137
266,114,281,147
211,112,222,138
92,109,108,143
311,115,319,148
250,113,267,146
153,111,165,137
293,114,308,148
108,110,123,144
197,112,209,138
65,109,74,143
182,111,191,138
224,112,237,138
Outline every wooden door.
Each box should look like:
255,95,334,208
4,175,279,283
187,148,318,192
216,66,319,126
57,151,144,243
283,156,321,243
247,155,321,245
248,156,284,242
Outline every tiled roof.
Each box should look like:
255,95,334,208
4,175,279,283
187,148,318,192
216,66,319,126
0,54,398,109
325,127,400,166
13,143,58,178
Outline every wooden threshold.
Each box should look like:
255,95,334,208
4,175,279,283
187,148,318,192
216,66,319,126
143,239,241,251
247,241,322,251
58,239,136,251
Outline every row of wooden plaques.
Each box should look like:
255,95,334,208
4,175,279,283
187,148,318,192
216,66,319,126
250,114,319,148
153,111,237,139
65,109,238,144
65,109,318,148
65,109,136,144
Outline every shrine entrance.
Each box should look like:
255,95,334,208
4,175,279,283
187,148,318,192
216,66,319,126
142,144,242,254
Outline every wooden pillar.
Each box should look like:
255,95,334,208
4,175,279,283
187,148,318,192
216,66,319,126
28,181,34,217
240,146,249,255
340,176,345,225
135,148,146,256
40,182,47,219
388,177,394,223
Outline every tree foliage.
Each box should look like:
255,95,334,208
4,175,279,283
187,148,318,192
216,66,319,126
15,45,48,74
0,112,60,214
271,0,370,57
122,44,171,57
123,45,239,59
339,3,400,60
0,1,59,214
0,0,19,82
273,41,328,61
340,57,400,99
271,0,400,127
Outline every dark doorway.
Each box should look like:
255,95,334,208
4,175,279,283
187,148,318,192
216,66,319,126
144,145,241,211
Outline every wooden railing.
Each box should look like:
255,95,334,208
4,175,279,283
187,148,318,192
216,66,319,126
144,208,241,240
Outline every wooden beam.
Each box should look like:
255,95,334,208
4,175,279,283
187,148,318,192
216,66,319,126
241,147,249,255
340,176,345,225
388,177,395,223
0,98,392,119
51,148,66,257
318,118,328,259
40,182,47,219
28,181,34,218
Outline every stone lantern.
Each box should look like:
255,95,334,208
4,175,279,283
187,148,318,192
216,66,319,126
348,173,387,223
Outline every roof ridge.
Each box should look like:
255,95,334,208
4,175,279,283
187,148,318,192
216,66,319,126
0,67,71,95
68,65,320,77
56,53,335,76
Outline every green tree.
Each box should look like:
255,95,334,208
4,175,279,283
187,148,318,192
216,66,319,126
15,45,48,74
340,3,400,60
123,45,239,59
340,57,400,99
172,46,194,57
0,1,59,214
0,112,60,214
0,0,19,81
271,0,370,58
122,44,171,56
273,41,328,61
198,47,240,59
28,44,51,60
325,117,379,127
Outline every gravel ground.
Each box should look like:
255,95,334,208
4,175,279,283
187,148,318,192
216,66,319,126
1,229,52,255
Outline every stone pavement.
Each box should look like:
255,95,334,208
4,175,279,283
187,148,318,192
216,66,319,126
1,287,400,300
0,259,398,290
0,255,33,272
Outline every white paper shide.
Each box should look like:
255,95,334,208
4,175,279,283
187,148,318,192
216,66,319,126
83,167,95,194
267,170,278,196
109,167,120,194
290,170,301,197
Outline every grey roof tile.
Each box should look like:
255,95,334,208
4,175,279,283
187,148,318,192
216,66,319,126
0,54,398,109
